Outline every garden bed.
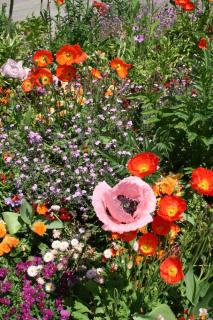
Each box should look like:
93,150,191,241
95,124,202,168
0,0,212,319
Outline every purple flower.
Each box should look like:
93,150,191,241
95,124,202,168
60,309,71,320
0,267,8,279
28,131,43,144
134,34,145,43
0,281,12,293
5,194,23,207
0,297,11,305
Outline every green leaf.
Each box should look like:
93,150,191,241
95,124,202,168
184,267,196,304
193,283,213,316
2,212,22,234
74,301,91,314
72,312,90,320
133,304,177,320
45,220,64,229
20,199,34,224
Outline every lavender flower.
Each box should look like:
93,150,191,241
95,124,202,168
28,131,43,144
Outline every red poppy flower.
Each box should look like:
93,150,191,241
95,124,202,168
59,208,72,221
55,0,65,4
160,256,184,284
183,2,195,11
138,233,158,256
30,68,53,87
56,44,87,66
21,78,35,92
56,65,76,82
110,58,132,79
152,215,171,236
191,167,213,196
158,195,186,222
198,37,208,49
111,231,137,243
93,1,109,15
33,50,53,67
175,0,189,4
128,152,159,178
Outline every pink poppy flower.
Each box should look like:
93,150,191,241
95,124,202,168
0,59,30,81
92,176,156,233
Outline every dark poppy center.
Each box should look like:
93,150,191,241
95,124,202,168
117,195,139,214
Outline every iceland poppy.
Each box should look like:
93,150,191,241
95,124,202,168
128,152,159,178
160,256,184,284
191,167,213,196
158,195,186,222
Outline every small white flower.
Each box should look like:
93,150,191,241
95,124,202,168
73,253,79,260
86,268,97,279
75,243,84,253
95,276,105,284
96,268,104,275
45,282,55,292
27,265,39,277
50,205,60,211
52,229,61,239
43,252,55,263
51,240,61,250
133,241,139,252
199,308,208,316
157,315,165,320
59,241,69,252
57,263,64,271
79,227,85,234
71,238,79,248
103,248,113,259
36,265,43,271
37,277,45,285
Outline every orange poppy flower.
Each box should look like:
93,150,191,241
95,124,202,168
21,78,35,92
138,233,158,256
183,2,195,11
56,44,87,66
33,50,53,67
198,38,208,49
158,195,187,222
175,0,189,4
4,235,19,248
55,0,65,4
0,242,11,253
191,167,213,196
36,203,49,215
128,151,159,178
32,221,47,236
138,226,148,234
110,58,132,79
30,68,53,87
169,223,181,239
111,231,137,243
152,215,171,236
0,222,7,238
56,65,76,82
160,256,184,284
91,68,102,79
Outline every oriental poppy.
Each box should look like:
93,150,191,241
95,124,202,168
33,50,53,67
198,37,208,49
128,151,159,178
138,233,158,256
191,167,213,196
160,256,184,284
110,58,132,79
56,65,76,82
152,215,171,236
158,195,186,222
56,44,87,66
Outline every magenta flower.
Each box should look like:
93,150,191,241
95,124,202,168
92,176,156,233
